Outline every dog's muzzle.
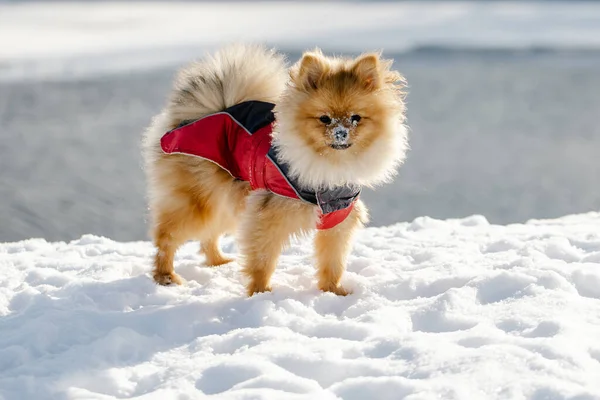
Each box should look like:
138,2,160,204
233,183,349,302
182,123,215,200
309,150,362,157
331,127,351,149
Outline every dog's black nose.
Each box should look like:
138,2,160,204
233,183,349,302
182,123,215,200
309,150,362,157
334,129,348,142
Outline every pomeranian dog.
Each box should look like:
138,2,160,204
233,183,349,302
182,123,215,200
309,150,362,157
142,44,408,296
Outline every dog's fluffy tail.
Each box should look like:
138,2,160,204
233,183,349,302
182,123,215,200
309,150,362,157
166,44,288,126
142,44,287,167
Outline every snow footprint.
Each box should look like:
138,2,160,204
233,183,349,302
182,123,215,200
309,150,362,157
495,319,561,338
380,276,472,302
330,376,418,400
24,269,70,288
196,363,263,395
543,237,582,263
475,271,536,304
481,237,523,253
589,349,600,364
522,321,562,338
411,290,478,333
571,270,600,299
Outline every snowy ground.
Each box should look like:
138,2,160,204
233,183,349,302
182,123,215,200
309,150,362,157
1,213,600,399
2,2,600,398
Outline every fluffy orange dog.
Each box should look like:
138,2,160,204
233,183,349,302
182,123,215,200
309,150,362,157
142,44,408,296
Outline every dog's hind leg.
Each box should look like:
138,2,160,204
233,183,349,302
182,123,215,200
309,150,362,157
199,179,250,267
151,193,214,285
152,216,187,285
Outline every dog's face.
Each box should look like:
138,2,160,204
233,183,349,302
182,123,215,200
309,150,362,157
288,53,396,154
274,50,408,189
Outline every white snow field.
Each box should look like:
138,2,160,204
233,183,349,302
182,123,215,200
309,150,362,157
2,1,600,81
1,214,600,399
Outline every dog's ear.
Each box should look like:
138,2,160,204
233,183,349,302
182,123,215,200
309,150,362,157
296,50,327,90
352,53,382,90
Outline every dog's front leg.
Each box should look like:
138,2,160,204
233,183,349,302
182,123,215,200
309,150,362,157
314,200,367,296
238,191,316,296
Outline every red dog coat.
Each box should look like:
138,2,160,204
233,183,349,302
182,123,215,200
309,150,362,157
160,101,360,229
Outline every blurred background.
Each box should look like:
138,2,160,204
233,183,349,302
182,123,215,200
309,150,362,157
1,1,600,242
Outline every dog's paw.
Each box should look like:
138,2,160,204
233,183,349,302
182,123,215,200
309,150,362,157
247,281,272,297
153,272,183,286
319,282,351,296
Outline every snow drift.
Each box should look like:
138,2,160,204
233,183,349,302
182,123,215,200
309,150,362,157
1,213,600,399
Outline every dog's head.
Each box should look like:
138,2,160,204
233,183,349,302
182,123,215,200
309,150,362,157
274,49,409,189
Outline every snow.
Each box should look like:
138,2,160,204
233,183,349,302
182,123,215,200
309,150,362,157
1,213,600,399
2,1,600,81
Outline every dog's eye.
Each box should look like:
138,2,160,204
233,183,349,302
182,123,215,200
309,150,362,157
350,114,361,124
319,115,332,125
